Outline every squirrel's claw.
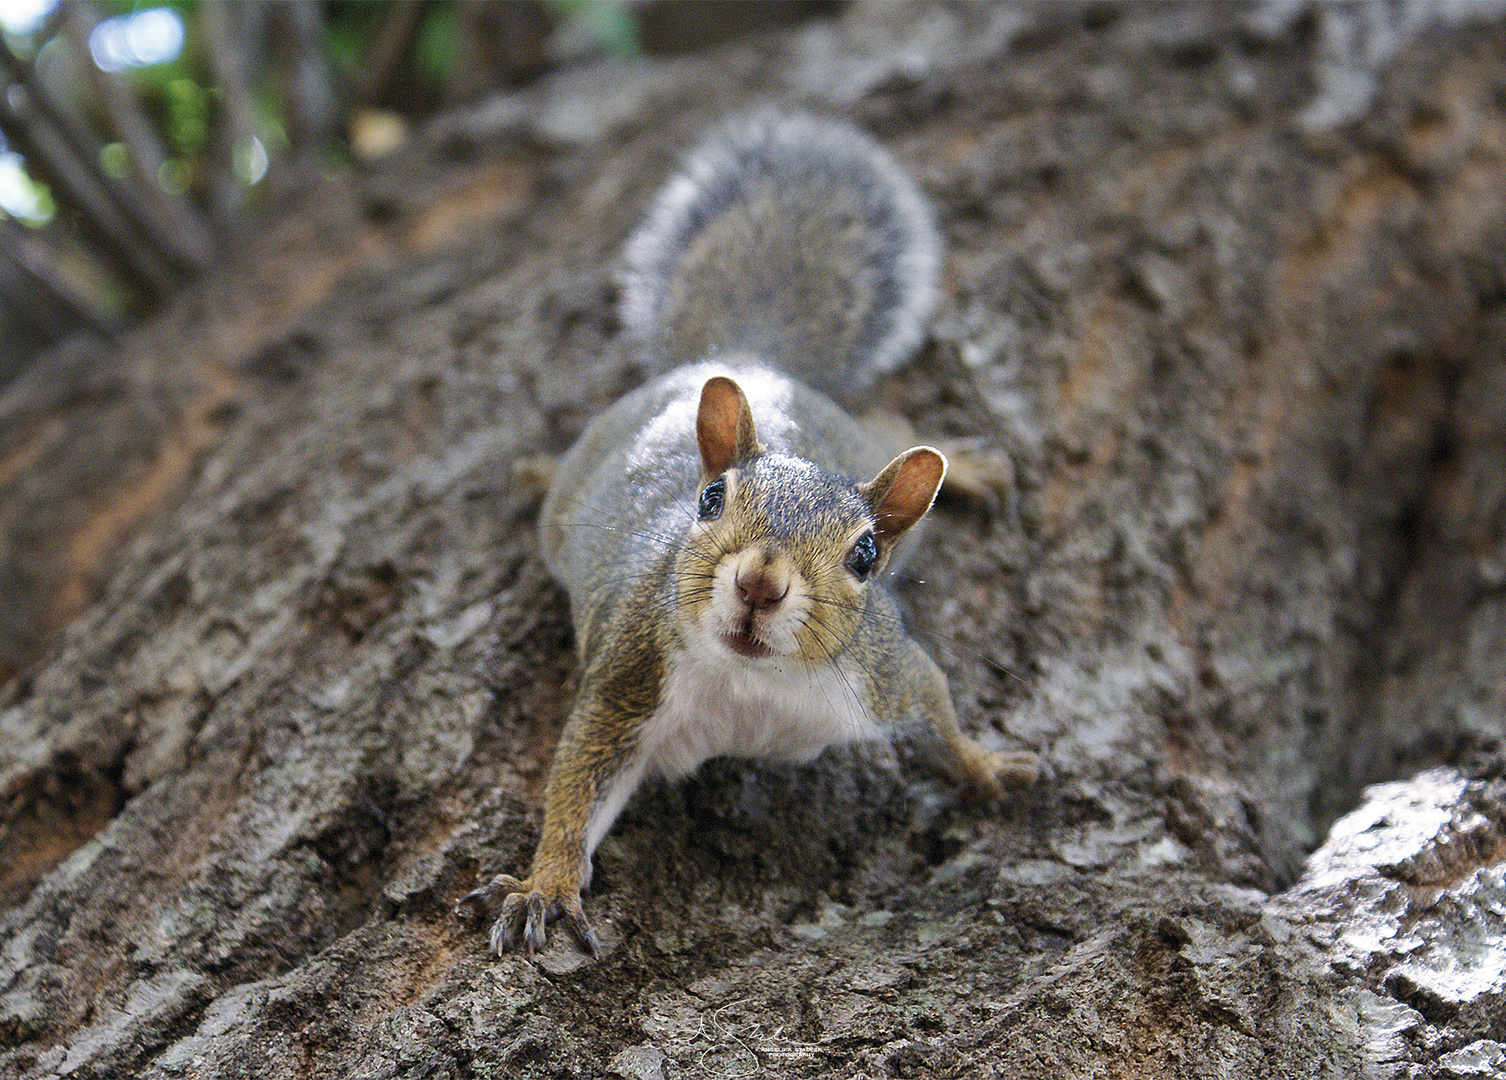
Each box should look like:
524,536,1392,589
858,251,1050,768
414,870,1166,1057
458,872,599,959
494,889,531,954
522,892,549,953
562,895,601,957
455,873,524,920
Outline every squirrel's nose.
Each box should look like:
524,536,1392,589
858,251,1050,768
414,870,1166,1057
735,570,788,610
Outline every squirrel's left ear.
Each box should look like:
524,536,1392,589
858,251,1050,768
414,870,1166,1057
697,376,764,476
861,447,948,544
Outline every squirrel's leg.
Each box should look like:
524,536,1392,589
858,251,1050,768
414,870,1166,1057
900,639,1038,799
457,700,645,957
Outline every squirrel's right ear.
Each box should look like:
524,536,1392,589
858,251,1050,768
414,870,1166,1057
861,447,948,546
697,376,764,476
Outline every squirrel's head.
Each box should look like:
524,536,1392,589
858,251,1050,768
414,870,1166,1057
674,376,946,664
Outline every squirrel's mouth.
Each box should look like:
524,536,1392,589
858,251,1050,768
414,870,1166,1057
723,628,773,659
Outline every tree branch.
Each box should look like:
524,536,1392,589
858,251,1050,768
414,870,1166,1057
352,0,425,107
0,37,182,297
60,2,217,272
0,218,117,337
198,0,264,231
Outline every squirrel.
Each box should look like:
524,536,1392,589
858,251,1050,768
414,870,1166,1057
458,109,1039,957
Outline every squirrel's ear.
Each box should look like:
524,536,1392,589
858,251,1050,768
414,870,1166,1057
697,376,763,476
861,447,948,544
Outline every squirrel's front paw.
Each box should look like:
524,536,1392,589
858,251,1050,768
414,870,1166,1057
455,871,600,958
983,749,1041,795
954,742,1041,801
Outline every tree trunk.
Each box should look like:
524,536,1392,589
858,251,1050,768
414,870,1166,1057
3,5,1505,1077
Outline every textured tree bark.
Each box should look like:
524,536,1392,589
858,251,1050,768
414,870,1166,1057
2,4,1504,1078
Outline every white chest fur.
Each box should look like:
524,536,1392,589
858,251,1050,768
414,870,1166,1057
577,640,885,871
638,639,883,781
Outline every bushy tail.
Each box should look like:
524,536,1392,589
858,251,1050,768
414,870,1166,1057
620,110,942,408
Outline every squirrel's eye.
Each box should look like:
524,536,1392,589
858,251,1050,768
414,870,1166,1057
846,531,878,580
697,477,726,520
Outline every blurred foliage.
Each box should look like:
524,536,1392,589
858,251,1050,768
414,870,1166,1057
412,3,461,88
0,0,648,367
0,1,649,225
547,0,641,57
